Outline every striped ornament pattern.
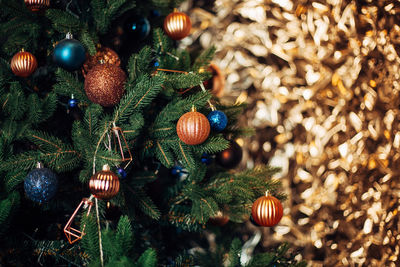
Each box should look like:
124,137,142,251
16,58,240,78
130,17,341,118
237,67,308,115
11,51,37,77
177,111,210,145
89,167,120,200
163,11,192,40
24,0,50,12
251,193,283,227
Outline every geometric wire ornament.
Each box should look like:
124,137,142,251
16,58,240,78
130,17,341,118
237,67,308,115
111,123,132,169
63,198,93,244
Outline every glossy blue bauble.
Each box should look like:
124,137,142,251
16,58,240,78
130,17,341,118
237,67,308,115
123,16,150,40
68,98,78,108
24,168,58,203
207,110,228,132
117,167,127,179
53,38,86,71
201,153,213,165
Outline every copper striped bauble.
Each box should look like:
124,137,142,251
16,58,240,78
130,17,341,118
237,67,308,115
177,110,210,145
89,165,120,200
24,0,50,12
163,11,191,40
251,192,283,227
10,51,37,77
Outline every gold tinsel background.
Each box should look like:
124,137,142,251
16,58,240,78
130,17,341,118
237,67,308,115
182,0,400,266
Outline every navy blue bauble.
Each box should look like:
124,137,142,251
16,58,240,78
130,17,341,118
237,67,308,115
53,35,86,71
117,167,127,179
68,98,78,108
123,16,150,40
201,153,213,165
171,165,188,181
24,167,58,203
207,110,228,132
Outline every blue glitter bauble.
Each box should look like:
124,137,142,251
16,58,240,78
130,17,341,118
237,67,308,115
171,165,188,181
201,153,213,165
154,61,160,67
53,38,86,71
24,167,58,203
207,110,228,132
117,167,127,179
123,16,150,40
68,98,78,108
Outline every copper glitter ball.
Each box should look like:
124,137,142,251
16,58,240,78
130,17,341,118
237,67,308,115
24,0,50,12
163,11,192,40
89,164,120,200
251,192,283,227
10,50,37,77
84,63,126,107
176,110,210,145
82,46,120,77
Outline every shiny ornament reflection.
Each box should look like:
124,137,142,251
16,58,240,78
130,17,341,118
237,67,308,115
53,33,86,71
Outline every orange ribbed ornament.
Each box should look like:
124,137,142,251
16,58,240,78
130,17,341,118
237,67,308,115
176,109,210,145
24,0,50,12
89,165,120,200
163,11,191,40
10,50,37,77
251,192,283,227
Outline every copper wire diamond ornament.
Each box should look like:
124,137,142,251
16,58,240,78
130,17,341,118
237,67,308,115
111,123,132,168
64,198,93,244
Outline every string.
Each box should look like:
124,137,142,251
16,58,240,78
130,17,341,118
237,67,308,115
199,82,216,111
156,68,188,74
94,198,104,267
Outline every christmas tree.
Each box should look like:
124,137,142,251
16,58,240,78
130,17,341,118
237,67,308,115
0,1,305,266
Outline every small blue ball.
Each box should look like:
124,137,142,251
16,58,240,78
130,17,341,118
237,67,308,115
154,61,160,67
151,10,161,18
53,38,86,71
124,16,151,40
24,168,58,203
171,165,188,181
207,110,228,132
117,167,127,179
68,98,78,108
201,153,213,165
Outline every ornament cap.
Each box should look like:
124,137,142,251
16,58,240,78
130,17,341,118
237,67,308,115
191,105,196,112
265,191,271,197
102,164,111,171
36,162,44,169
66,32,73,39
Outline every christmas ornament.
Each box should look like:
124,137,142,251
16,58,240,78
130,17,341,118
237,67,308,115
24,163,58,203
249,215,261,227
163,10,191,40
111,124,133,166
68,95,78,108
82,46,120,77
203,63,225,97
89,164,120,199
208,211,229,226
201,153,213,165
123,16,151,40
176,108,210,145
216,141,243,169
171,165,188,181
251,192,283,227
64,198,93,244
53,33,86,71
10,50,37,77
116,167,127,179
207,110,228,132
84,63,126,107
24,0,50,12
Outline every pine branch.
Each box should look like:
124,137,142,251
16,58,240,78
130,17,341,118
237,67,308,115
192,46,216,71
134,248,157,267
46,9,82,33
